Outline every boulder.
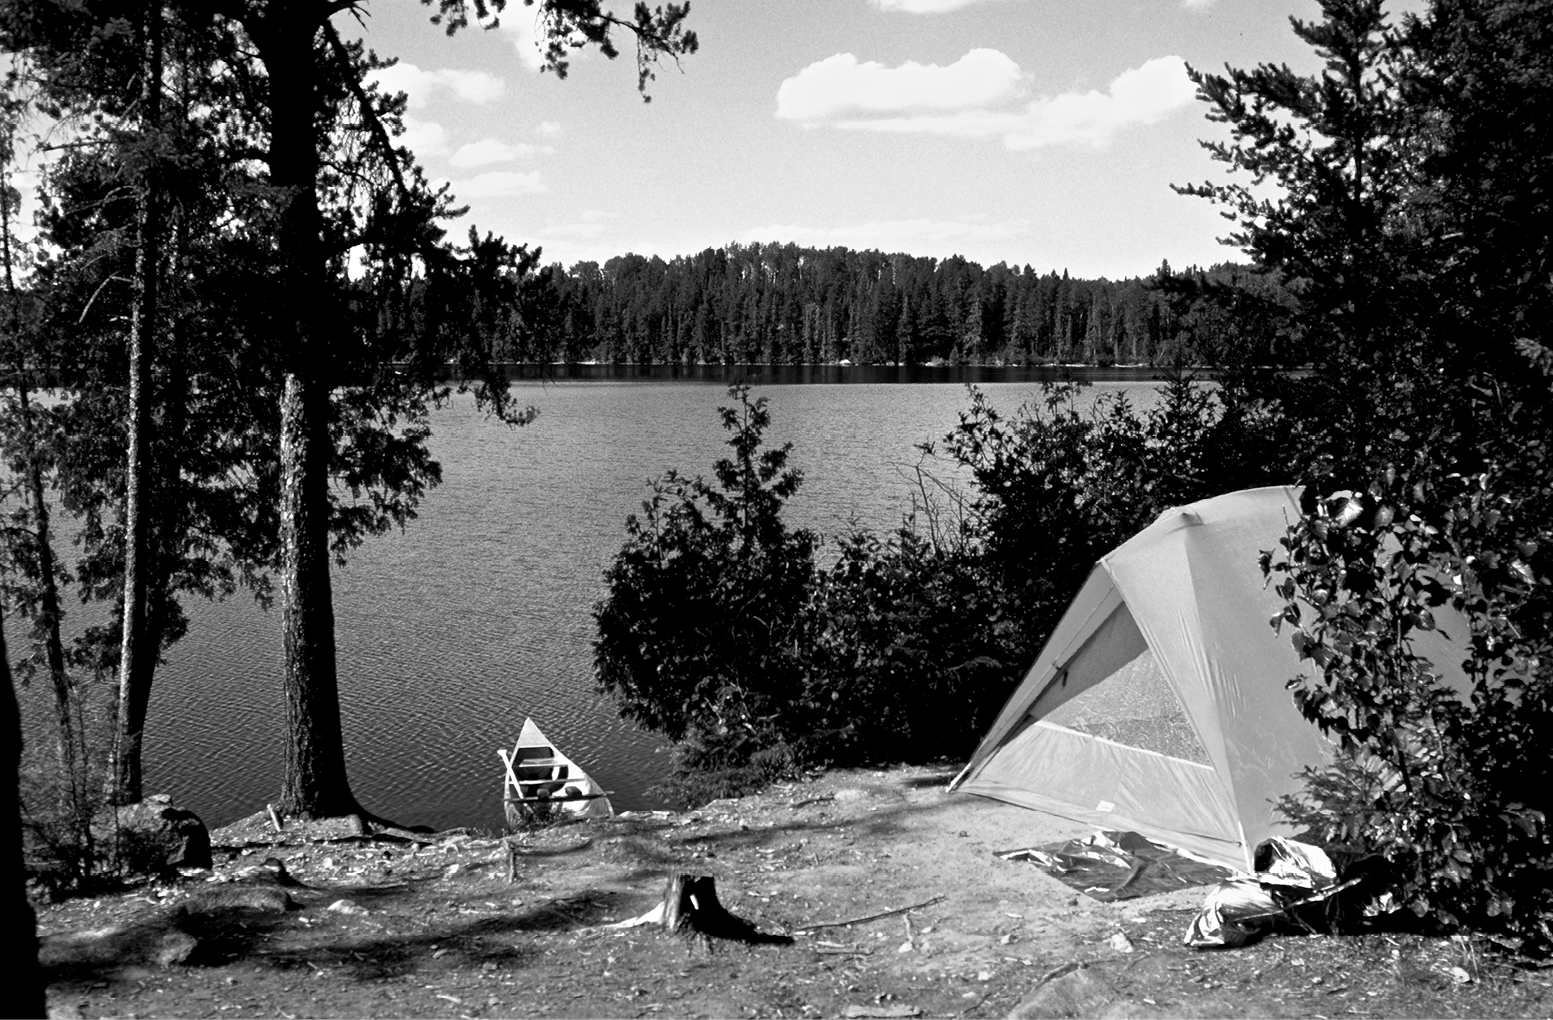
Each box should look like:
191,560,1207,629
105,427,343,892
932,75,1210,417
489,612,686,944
40,919,200,970
92,795,212,876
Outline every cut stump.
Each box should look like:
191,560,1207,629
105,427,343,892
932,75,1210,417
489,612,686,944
660,874,792,945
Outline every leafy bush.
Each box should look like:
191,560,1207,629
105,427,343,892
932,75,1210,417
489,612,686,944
797,524,1019,765
594,384,817,783
935,374,1289,645
1266,452,1553,947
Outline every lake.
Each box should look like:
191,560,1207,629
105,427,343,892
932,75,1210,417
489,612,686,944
25,369,1173,830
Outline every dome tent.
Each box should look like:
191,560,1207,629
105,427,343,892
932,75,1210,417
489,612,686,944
949,486,1468,871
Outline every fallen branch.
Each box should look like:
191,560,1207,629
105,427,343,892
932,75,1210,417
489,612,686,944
791,794,836,809
795,895,945,934
1030,960,1082,990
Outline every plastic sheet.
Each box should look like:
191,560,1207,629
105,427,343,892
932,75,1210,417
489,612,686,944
1184,836,1351,949
995,829,1233,901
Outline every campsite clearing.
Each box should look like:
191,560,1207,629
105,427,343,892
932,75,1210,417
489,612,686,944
35,766,1551,1018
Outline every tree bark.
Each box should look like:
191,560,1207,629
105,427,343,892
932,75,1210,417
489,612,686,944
0,612,44,1018
110,0,166,806
261,6,359,819
659,873,792,944
0,127,74,804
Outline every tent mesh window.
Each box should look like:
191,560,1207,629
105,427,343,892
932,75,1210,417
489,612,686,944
1042,650,1212,766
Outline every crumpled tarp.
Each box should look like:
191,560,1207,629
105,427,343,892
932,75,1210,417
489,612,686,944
995,830,1234,901
1184,836,1355,948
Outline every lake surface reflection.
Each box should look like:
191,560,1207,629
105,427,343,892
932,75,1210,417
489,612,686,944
120,374,1165,830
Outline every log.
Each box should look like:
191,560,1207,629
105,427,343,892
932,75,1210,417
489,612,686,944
659,873,792,945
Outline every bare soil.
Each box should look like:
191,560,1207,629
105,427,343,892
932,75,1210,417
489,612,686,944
35,766,1553,1018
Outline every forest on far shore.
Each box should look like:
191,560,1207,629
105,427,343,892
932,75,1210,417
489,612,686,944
492,245,1292,368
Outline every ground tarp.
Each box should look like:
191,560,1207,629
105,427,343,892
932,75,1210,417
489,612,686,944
995,830,1233,901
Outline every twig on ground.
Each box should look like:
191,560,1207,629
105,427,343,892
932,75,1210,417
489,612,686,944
795,895,945,934
791,794,836,809
1030,960,1082,990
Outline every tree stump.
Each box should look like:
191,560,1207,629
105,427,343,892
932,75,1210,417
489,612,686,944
659,873,792,944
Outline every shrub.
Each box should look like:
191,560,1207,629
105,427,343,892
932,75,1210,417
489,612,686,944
797,524,1021,765
934,375,1287,646
594,384,816,774
1267,454,1553,948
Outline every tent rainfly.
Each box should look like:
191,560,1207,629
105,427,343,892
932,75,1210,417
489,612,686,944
949,485,1468,872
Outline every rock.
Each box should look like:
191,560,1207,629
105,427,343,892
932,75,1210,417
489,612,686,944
92,795,212,876
45,997,86,1019
184,886,297,914
1007,966,1117,1020
151,930,200,966
327,898,369,915
40,919,201,970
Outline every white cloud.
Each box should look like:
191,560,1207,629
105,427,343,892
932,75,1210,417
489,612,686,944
743,216,1032,255
449,138,551,168
500,11,590,72
1003,56,1197,149
777,49,1023,122
501,13,548,72
369,62,506,107
435,68,506,104
398,117,450,157
579,209,611,223
1182,0,1216,7
536,121,562,137
871,0,1009,11
456,170,547,197
779,53,1196,150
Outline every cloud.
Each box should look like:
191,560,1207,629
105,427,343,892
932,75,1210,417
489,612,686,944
398,117,450,157
777,49,1023,122
370,62,506,107
500,12,548,72
778,53,1196,149
500,11,590,72
536,121,563,137
742,216,1032,255
1181,0,1216,7
871,0,1009,11
456,170,547,198
1003,56,1197,149
449,138,552,168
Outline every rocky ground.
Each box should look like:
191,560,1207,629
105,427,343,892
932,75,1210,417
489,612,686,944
35,766,1553,1018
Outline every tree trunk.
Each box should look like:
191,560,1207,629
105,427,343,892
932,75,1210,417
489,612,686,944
110,0,165,806
659,873,792,944
0,612,44,1017
263,10,359,819
0,138,74,804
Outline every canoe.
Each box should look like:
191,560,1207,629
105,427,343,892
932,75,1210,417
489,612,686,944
498,718,614,827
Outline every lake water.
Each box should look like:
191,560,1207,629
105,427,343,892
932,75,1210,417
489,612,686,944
24,371,1171,830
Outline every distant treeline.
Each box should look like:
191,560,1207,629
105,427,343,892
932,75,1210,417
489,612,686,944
491,243,1299,368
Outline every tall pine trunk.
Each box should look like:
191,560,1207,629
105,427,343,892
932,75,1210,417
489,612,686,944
0,611,43,1017
110,0,165,806
0,137,75,806
263,10,358,819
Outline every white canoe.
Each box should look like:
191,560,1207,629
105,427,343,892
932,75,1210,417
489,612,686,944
498,718,614,824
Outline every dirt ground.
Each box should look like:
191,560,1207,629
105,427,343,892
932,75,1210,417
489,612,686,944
35,766,1553,1019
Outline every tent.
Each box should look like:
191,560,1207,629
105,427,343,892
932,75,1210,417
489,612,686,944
949,485,1468,871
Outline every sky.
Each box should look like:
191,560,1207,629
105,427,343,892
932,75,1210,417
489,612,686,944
347,0,1365,281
